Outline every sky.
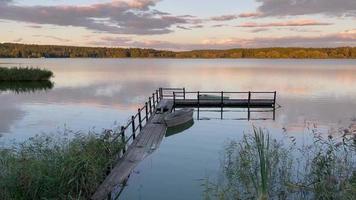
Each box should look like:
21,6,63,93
0,0,355,50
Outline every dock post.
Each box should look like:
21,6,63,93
145,102,149,122
173,92,176,106
131,116,136,140
148,97,152,115
138,108,142,131
197,91,200,120
152,93,156,108
248,92,251,120
221,91,224,119
273,91,277,120
183,88,186,100
156,90,159,102
120,126,126,154
159,88,163,100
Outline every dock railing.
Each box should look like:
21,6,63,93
165,90,277,108
108,89,162,166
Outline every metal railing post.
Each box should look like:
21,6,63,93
273,91,277,108
173,92,176,106
159,88,163,99
221,91,224,119
149,97,152,114
120,126,126,154
248,92,251,120
145,102,149,122
197,91,200,120
152,93,156,107
131,116,136,140
138,108,142,131
183,88,186,100
156,90,159,102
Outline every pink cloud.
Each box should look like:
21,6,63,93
238,19,333,28
238,12,262,18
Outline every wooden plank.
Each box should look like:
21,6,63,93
92,100,173,200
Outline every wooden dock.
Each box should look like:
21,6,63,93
92,99,173,200
92,88,277,200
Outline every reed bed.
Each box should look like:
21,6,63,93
0,131,123,200
0,67,53,81
203,127,355,200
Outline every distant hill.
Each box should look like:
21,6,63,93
0,43,355,59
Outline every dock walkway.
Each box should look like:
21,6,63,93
92,99,173,200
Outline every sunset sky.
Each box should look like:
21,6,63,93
0,0,355,50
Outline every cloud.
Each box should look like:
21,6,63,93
209,12,262,22
89,30,356,50
27,24,42,28
0,0,191,35
238,19,332,28
238,12,262,18
249,28,269,33
32,35,71,42
177,25,191,30
210,14,237,21
13,38,22,42
211,24,227,28
256,0,356,17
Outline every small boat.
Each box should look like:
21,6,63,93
199,94,230,100
164,108,194,128
166,120,194,137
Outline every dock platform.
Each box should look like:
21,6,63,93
92,88,277,199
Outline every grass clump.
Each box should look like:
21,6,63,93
0,67,53,81
203,127,355,200
0,131,123,200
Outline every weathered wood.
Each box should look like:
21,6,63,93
92,100,174,200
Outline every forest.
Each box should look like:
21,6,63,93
0,43,355,59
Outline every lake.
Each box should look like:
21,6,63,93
1,59,356,199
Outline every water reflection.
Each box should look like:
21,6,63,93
0,81,53,93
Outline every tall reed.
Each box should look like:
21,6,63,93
0,131,123,200
203,126,355,200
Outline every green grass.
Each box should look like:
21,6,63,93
203,127,355,200
0,131,124,200
0,67,53,81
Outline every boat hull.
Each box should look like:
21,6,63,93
164,108,194,128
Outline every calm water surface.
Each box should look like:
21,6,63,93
0,59,356,199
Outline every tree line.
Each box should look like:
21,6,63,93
0,43,355,58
